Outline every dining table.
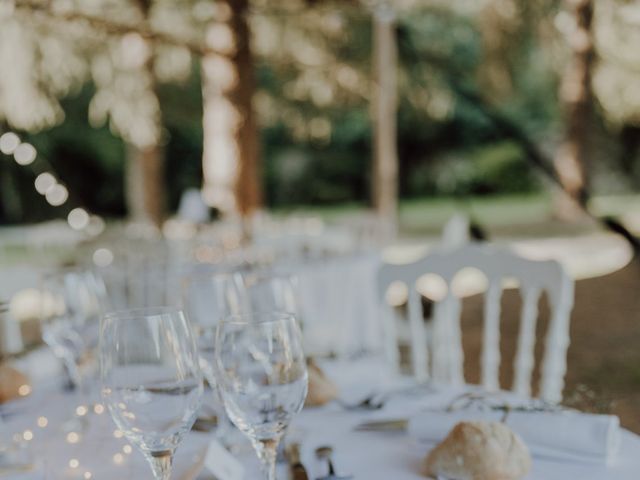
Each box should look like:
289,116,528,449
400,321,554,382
2,352,640,480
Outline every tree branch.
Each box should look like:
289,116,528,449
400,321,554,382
14,0,221,57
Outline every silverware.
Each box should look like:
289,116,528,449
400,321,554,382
336,394,386,411
337,383,436,411
353,418,408,432
314,445,353,480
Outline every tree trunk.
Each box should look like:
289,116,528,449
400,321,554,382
126,143,165,227
372,5,399,234
553,0,594,220
201,0,261,223
125,0,165,228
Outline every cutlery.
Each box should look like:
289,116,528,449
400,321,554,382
314,445,353,480
354,418,408,432
337,383,437,411
336,393,386,411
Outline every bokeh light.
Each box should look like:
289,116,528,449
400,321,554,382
13,143,37,165
45,184,68,206
0,132,20,155
67,208,90,230
93,248,114,267
35,172,56,194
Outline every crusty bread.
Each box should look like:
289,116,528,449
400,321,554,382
304,360,339,407
0,363,30,404
424,421,531,480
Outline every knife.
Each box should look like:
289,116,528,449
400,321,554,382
353,418,409,432
286,443,309,480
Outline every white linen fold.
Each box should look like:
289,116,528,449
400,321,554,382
408,409,621,464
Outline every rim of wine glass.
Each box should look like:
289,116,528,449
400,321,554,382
102,305,185,321
220,310,297,326
181,266,242,284
41,265,96,280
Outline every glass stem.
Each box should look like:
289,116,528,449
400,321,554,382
145,450,174,480
62,356,82,391
253,437,280,480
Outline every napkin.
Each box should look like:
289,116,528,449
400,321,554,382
408,409,621,464
305,359,339,407
0,364,30,404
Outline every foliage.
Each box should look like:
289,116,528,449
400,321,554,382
2,0,640,223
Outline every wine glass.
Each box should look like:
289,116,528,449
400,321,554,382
214,312,308,480
181,269,247,441
40,267,106,391
99,307,203,480
241,270,301,320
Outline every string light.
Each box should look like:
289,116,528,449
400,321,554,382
86,215,106,236
113,429,124,439
23,430,33,441
2,130,101,235
37,416,48,428
68,207,90,230
34,172,56,194
69,459,80,469
123,445,132,454
66,432,80,444
0,132,20,154
84,472,92,479
75,405,88,416
94,404,105,415
112,453,124,465
13,142,37,165
45,184,68,206
93,248,114,267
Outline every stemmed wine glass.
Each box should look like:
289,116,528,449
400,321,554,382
214,312,308,480
40,267,107,391
99,307,203,480
241,270,300,317
181,269,247,441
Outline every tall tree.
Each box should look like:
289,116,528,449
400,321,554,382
201,0,261,222
372,2,399,232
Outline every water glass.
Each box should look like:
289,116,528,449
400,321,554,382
40,268,106,390
215,312,308,480
99,307,203,480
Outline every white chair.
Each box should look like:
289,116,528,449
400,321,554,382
377,243,574,403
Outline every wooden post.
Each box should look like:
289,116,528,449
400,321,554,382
553,0,594,219
125,0,165,228
372,4,399,234
201,0,261,223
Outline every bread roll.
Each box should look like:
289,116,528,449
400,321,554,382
424,421,531,480
304,360,339,407
0,363,30,404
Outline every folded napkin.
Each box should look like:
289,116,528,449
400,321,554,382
0,364,30,404
408,409,621,464
305,359,339,407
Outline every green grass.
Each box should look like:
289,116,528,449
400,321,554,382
3,192,640,268
590,194,640,217
273,193,556,236
399,193,553,235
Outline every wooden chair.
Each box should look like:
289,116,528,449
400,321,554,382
377,243,574,403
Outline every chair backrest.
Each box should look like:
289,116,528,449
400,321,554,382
377,243,574,403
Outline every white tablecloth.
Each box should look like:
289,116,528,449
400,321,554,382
2,358,640,480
